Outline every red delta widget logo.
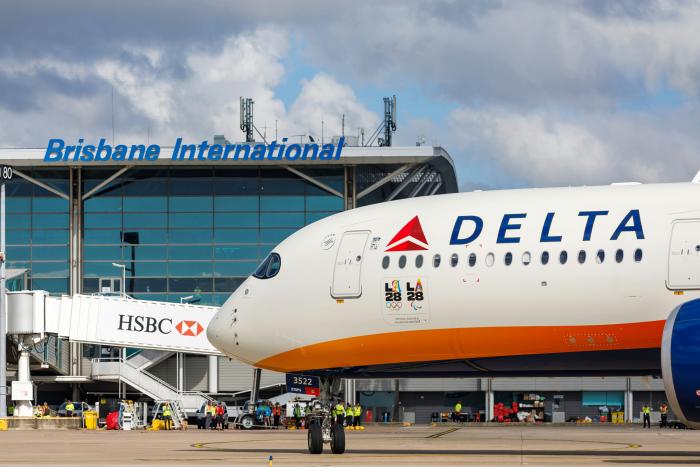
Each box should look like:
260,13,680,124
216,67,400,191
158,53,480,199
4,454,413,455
385,216,429,251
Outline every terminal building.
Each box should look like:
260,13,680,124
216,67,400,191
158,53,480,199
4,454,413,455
0,140,666,423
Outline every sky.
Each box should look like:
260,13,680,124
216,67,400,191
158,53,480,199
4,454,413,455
1,0,700,190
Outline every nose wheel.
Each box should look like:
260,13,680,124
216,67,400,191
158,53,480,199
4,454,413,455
306,376,347,455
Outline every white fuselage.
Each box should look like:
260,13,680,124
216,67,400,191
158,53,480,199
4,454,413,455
207,182,700,376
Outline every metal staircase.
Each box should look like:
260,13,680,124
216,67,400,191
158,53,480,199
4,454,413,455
127,349,174,371
91,357,213,414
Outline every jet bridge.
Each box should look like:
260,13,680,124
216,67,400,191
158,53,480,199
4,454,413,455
6,290,223,416
7,290,222,355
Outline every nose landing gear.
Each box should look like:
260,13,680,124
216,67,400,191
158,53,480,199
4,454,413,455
305,376,346,455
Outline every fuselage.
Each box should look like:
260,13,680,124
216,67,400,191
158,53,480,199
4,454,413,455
207,182,700,378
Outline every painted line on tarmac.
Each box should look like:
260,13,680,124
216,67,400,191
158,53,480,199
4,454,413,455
427,427,460,438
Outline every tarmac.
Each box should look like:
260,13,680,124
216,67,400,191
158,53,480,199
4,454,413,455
1,424,699,466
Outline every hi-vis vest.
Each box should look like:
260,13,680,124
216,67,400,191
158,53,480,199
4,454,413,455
455,403,462,412
335,404,345,415
163,407,171,416
643,406,651,414
66,403,75,411
354,405,362,417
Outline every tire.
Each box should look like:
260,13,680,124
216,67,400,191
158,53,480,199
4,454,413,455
308,423,323,454
330,423,345,454
240,415,255,430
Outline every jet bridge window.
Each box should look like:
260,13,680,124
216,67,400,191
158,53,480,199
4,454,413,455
253,252,281,279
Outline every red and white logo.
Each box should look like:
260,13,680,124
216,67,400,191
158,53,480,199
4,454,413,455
175,320,204,337
385,216,429,251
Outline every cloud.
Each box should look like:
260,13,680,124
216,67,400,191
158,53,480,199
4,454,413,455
448,104,700,187
0,26,375,148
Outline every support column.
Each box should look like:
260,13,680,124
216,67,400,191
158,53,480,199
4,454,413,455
248,368,261,414
625,377,634,423
69,168,82,379
483,378,494,423
14,341,33,416
344,379,356,405
344,166,356,210
177,353,184,393
208,355,218,394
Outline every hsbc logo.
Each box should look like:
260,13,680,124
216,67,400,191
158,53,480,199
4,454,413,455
385,216,429,252
175,320,204,337
117,314,203,337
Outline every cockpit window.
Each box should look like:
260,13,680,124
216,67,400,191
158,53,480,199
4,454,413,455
253,252,282,279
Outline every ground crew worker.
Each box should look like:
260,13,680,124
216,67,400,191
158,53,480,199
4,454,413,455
660,402,668,428
454,401,463,422
204,402,212,429
209,401,218,429
293,403,302,428
65,400,75,417
345,404,354,428
162,403,172,430
335,401,345,426
354,403,362,427
273,403,281,428
642,403,651,428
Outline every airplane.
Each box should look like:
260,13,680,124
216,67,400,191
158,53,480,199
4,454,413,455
207,178,700,454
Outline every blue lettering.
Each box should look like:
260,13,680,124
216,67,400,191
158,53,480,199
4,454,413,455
95,139,112,161
497,213,526,244
540,212,562,242
80,145,95,161
285,144,302,160
44,139,65,161
611,209,644,240
578,211,608,241
450,216,484,245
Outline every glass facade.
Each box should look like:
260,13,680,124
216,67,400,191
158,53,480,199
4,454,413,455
5,169,70,294
81,168,343,305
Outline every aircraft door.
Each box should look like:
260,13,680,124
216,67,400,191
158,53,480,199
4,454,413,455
668,220,700,289
331,230,370,298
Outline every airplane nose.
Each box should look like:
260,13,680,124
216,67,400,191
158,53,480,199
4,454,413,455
206,305,236,355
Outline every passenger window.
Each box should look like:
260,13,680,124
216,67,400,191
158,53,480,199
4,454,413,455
559,251,568,264
415,255,424,268
615,249,624,263
578,250,586,264
433,254,441,268
522,252,531,265
485,252,495,267
504,252,513,266
596,249,605,264
450,253,459,267
399,255,407,269
541,251,549,265
634,248,643,262
468,253,477,267
382,256,390,269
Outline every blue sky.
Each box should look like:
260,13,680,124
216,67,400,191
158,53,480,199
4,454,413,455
1,0,700,190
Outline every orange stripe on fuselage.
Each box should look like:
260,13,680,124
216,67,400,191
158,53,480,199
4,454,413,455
255,321,665,373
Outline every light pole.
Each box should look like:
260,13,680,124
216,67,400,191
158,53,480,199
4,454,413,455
111,263,126,297
177,296,194,393
111,263,126,399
